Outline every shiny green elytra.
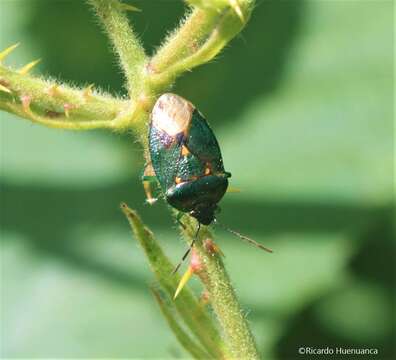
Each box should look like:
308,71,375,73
148,93,231,225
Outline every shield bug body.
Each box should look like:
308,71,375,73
147,93,231,225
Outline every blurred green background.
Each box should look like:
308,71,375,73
0,0,394,358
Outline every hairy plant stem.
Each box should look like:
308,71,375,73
195,239,260,359
149,8,218,73
0,66,128,130
181,216,260,359
87,0,147,98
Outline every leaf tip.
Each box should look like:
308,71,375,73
0,83,12,94
120,202,141,226
120,202,133,216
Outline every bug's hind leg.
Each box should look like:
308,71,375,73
142,163,159,205
175,211,187,230
173,224,201,299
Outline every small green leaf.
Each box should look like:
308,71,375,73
120,203,225,359
151,287,212,359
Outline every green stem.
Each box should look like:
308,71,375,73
149,8,218,74
88,0,147,97
182,218,260,359
0,66,128,130
149,4,251,91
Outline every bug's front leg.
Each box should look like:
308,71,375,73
142,163,159,205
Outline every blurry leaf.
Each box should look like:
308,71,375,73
314,282,393,342
1,116,136,186
151,287,212,359
0,231,175,358
220,0,392,206
121,204,225,359
225,232,354,314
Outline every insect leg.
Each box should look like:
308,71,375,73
175,212,186,230
142,163,158,205
172,223,201,274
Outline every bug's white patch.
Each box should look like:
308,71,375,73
152,93,194,136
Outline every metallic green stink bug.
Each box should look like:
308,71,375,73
148,93,231,226
143,93,272,276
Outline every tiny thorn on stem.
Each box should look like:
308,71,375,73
174,249,203,299
200,290,210,305
63,103,75,118
47,84,60,97
83,84,94,100
137,93,153,113
145,62,157,75
174,267,193,300
204,238,225,257
18,59,41,75
0,43,20,63
0,83,11,93
20,94,32,112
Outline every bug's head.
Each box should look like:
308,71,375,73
190,204,218,225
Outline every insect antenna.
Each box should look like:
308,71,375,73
213,219,273,253
172,222,201,274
